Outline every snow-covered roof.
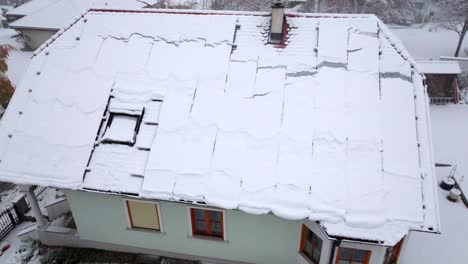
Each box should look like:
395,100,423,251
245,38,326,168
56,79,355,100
6,0,59,17
0,9,440,246
8,0,155,30
417,60,462,75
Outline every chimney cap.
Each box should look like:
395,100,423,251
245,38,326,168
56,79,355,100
272,0,285,8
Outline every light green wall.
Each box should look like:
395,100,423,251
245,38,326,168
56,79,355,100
64,190,302,264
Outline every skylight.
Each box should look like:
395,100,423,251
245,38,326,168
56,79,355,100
102,114,139,145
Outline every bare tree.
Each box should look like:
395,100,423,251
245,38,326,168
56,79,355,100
434,0,468,57
211,0,271,11
0,45,14,109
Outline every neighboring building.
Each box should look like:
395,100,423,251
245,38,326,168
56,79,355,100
418,61,462,104
0,4,440,264
0,5,13,27
4,0,57,22
5,0,155,50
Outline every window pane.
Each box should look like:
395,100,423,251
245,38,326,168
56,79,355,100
306,229,313,240
351,262,363,264
127,201,160,230
209,211,222,222
194,209,206,220
353,249,368,262
340,248,353,260
211,222,222,233
195,220,207,232
338,261,350,264
313,234,322,249
304,241,313,254
313,248,321,261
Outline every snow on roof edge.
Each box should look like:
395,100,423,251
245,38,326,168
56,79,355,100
417,75,442,234
33,10,89,55
376,18,424,78
417,61,462,75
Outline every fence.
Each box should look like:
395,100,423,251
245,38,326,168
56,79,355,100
34,185,46,197
0,186,47,241
0,206,20,240
430,96,454,105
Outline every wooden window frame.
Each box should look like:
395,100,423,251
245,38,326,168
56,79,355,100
299,224,323,264
384,238,404,264
188,207,225,240
335,247,371,264
125,199,163,232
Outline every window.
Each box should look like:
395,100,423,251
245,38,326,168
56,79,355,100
336,247,371,264
189,208,224,239
126,200,161,231
102,113,141,145
384,238,404,264
300,225,322,264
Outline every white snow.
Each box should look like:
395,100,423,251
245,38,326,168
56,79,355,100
0,222,37,264
8,0,156,30
390,24,468,61
6,0,59,17
399,104,468,264
102,115,138,144
0,10,439,246
417,60,462,75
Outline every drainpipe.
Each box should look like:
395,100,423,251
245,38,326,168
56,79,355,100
20,185,46,228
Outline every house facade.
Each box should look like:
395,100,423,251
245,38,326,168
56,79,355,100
0,4,439,264
59,189,391,264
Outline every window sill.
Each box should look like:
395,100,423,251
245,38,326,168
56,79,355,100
188,234,229,243
126,227,166,235
298,252,319,264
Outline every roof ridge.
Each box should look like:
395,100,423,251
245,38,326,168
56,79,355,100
33,9,90,57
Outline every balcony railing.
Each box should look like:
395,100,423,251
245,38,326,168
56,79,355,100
430,97,454,105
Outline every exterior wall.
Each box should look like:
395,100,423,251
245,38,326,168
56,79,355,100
44,197,70,220
19,29,57,50
333,240,387,264
64,190,389,264
64,190,302,264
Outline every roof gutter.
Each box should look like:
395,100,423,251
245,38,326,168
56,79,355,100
9,25,60,31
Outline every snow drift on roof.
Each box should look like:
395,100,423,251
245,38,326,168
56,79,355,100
0,10,439,246
9,0,155,30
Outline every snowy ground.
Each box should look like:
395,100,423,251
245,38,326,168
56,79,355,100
390,23,468,61
399,104,468,264
0,187,64,263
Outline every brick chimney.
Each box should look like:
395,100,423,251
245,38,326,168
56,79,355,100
269,0,285,44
